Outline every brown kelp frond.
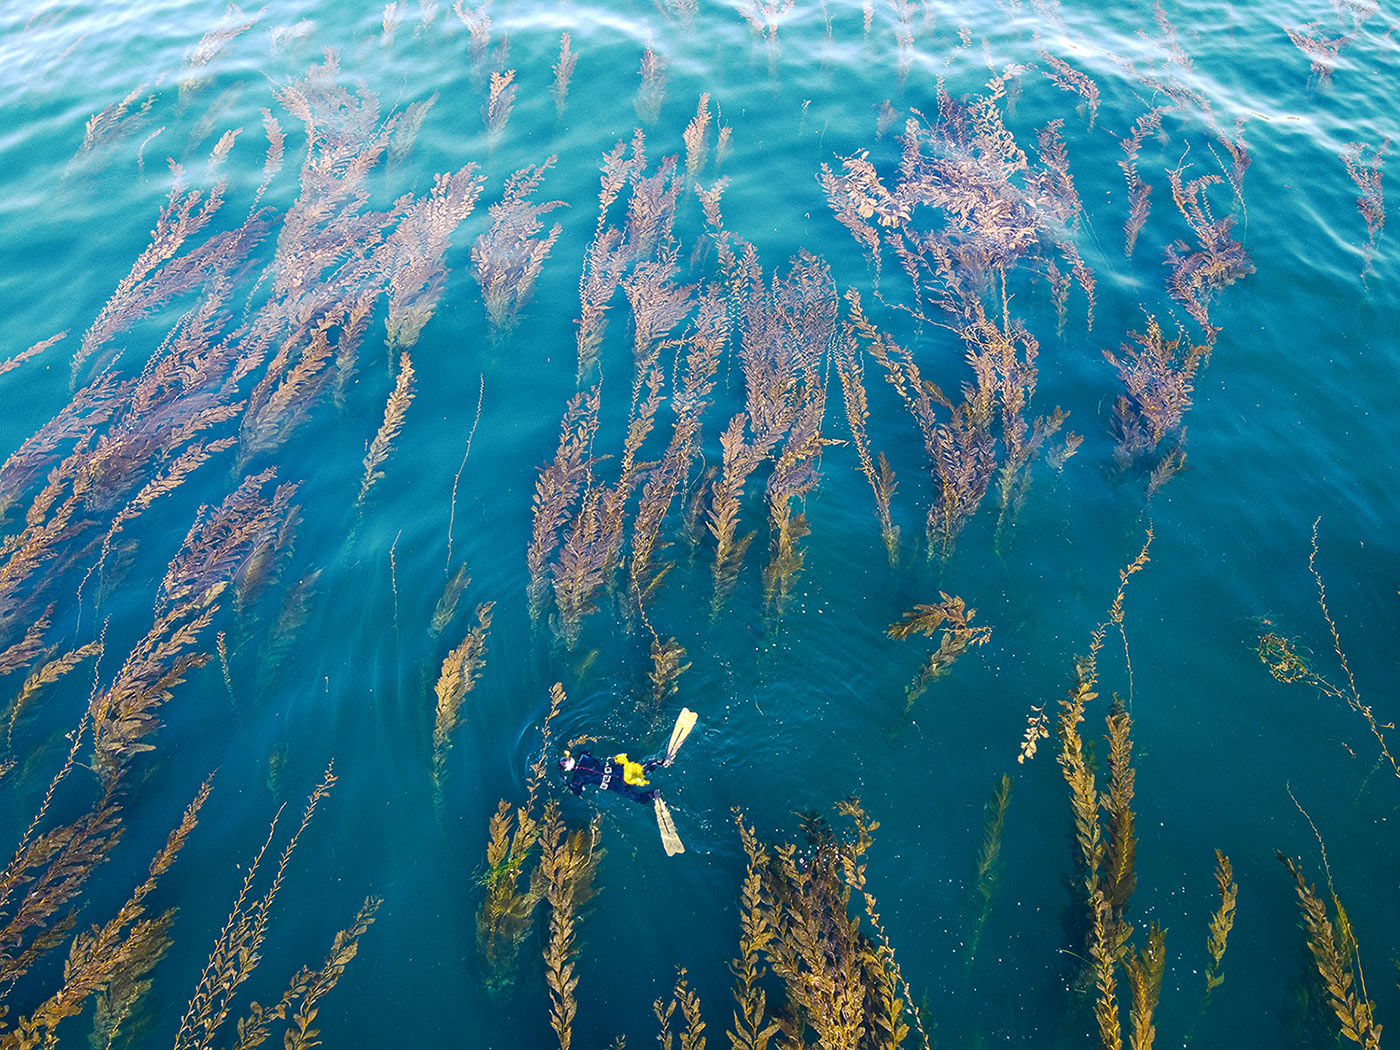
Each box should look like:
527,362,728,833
484,69,515,137
1102,701,1138,916
73,133,240,379
432,601,495,793
1118,108,1165,258
1341,138,1389,276
173,765,337,1050
539,801,604,1050
650,637,690,706
4,640,102,754
273,896,381,1050
431,563,471,638
1105,314,1206,478
473,157,565,336
635,44,667,125
476,684,564,991
887,593,992,709
834,324,898,564
1284,22,1350,83
1277,852,1382,1050
965,774,1012,970
1203,850,1236,997
684,95,712,176
528,386,601,623
9,777,212,1044
1089,889,1125,1050
1041,52,1100,127
1164,160,1252,344
1017,704,1051,764
356,352,416,510
383,164,486,351
0,331,65,380
93,472,297,788
740,800,924,1050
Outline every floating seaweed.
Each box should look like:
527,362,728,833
552,33,576,117
356,352,416,510
539,800,604,1050
964,774,1012,971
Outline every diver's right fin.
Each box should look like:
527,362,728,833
654,797,684,856
664,708,697,766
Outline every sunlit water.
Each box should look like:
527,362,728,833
1,0,1397,1047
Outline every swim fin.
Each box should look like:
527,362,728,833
654,797,684,856
664,707,697,766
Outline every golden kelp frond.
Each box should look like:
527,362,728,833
277,896,382,1050
432,601,495,791
0,606,53,681
173,766,337,1050
1341,139,1389,276
539,802,604,1050
528,387,601,622
1102,701,1138,917
552,33,576,116
655,969,706,1050
89,471,296,788
1089,889,1125,1050
473,157,565,336
728,812,780,1050
356,352,416,510
1277,853,1381,1049
1105,314,1206,477
476,800,542,991
707,416,758,614
684,94,711,176
1124,921,1166,1050
1204,850,1236,996
9,776,212,1045
1017,704,1050,764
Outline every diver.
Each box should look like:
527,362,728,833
556,708,696,856
558,750,661,804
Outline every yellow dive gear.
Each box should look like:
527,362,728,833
613,753,649,786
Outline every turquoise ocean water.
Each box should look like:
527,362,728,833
1,0,1397,1047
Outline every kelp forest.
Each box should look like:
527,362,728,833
1,0,1397,1048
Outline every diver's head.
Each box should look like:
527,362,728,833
558,751,577,773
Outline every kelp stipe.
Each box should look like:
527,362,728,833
886,594,992,711
1257,519,1399,783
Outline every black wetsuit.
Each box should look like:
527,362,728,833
565,751,660,804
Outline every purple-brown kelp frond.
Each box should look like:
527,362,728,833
528,387,601,622
473,157,565,336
